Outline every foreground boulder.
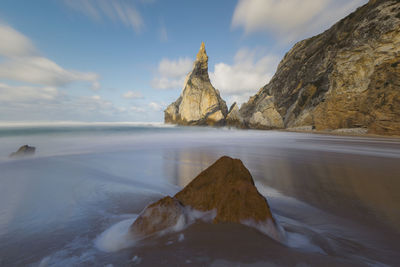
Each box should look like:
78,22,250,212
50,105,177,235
9,145,36,158
130,156,282,241
164,42,228,126
238,0,400,135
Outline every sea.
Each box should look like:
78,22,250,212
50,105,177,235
0,123,399,266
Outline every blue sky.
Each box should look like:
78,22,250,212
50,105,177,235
0,0,367,123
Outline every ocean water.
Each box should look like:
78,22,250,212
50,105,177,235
0,124,399,266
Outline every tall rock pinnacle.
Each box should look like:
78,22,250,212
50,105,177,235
164,42,228,126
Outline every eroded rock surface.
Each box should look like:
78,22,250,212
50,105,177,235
9,145,36,158
239,0,400,135
164,42,228,126
130,156,280,240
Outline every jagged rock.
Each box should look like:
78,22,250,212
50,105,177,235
130,156,280,240
164,42,228,126
226,102,245,128
9,145,36,158
240,0,400,135
174,156,274,224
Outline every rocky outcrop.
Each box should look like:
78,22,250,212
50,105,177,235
9,145,36,158
130,156,282,241
238,0,400,135
226,102,245,128
164,42,228,126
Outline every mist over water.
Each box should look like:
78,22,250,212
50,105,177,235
0,124,399,266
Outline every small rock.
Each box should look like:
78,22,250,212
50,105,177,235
9,145,36,158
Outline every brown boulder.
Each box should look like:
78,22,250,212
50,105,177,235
174,156,274,224
130,156,281,241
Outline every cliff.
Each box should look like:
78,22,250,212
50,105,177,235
164,42,228,126
237,0,400,135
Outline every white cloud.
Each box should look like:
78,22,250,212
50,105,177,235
130,106,145,112
148,101,165,111
0,24,36,57
232,0,368,43
122,90,143,99
151,57,193,90
0,83,59,102
209,48,280,105
0,24,100,89
64,0,144,33
0,56,99,87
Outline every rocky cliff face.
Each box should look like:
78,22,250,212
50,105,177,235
238,0,400,135
164,42,228,126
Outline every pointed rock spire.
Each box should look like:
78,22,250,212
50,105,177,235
164,42,228,126
196,42,208,63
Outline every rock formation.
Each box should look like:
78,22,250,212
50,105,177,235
226,102,245,128
164,42,228,126
130,156,282,241
9,145,36,158
235,0,400,135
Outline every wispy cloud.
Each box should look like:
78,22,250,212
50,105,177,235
122,90,143,99
151,57,193,90
64,0,144,33
0,83,59,102
232,0,368,43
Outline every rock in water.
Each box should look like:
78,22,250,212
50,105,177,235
164,42,228,126
9,145,36,158
130,196,186,239
238,0,400,135
174,156,274,224
130,156,282,241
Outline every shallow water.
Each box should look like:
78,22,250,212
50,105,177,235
0,124,399,266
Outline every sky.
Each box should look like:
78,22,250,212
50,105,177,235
0,0,368,123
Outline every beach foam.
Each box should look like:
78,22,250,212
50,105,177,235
94,216,138,252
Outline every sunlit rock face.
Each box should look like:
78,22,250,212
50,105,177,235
130,156,281,241
164,42,228,126
239,0,400,135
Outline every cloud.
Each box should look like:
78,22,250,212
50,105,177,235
0,24,36,57
232,0,368,43
0,24,100,89
151,57,193,90
64,0,144,33
148,101,165,111
0,56,99,88
130,106,145,112
209,48,280,105
0,83,59,102
122,90,143,99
